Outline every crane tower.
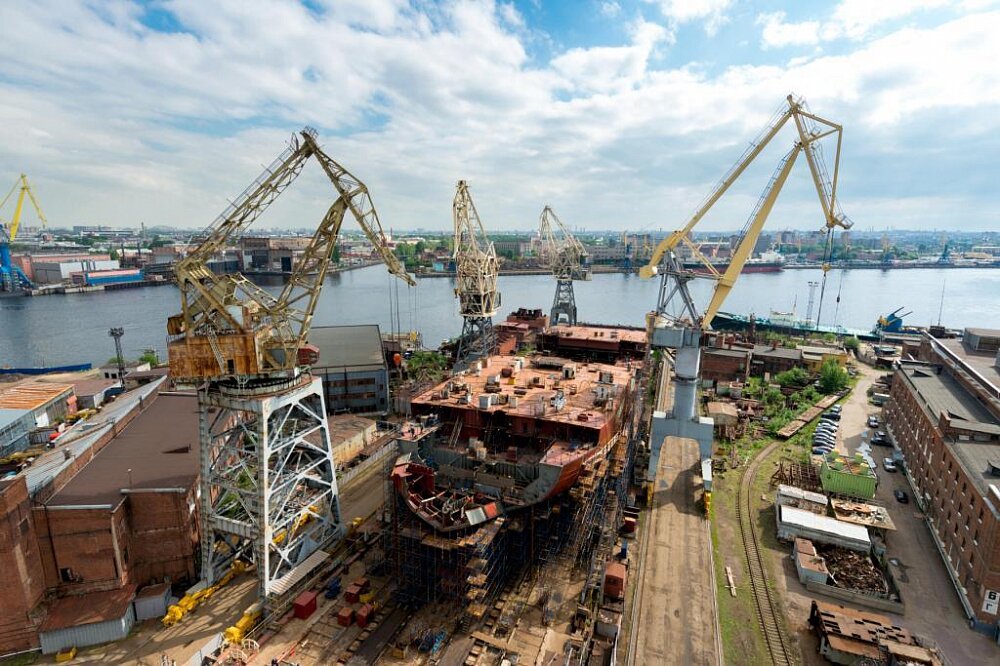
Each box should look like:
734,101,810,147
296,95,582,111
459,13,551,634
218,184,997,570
452,180,500,368
0,174,47,292
639,94,852,478
167,128,413,607
538,205,590,326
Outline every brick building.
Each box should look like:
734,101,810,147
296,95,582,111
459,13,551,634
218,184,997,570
750,344,802,378
701,347,752,384
0,381,201,653
883,332,1000,629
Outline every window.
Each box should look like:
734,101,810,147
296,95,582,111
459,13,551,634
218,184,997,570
59,567,78,583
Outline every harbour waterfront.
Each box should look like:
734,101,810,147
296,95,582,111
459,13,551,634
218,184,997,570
2,266,999,368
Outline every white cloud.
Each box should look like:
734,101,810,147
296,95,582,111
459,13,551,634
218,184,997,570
649,0,732,35
759,0,952,48
756,12,820,49
0,1,998,233
600,1,622,18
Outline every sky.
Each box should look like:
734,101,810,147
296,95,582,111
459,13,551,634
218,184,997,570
1,0,999,234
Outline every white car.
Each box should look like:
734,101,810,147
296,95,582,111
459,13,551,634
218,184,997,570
883,458,897,472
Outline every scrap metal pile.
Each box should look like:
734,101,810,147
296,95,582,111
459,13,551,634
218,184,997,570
817,544,888,595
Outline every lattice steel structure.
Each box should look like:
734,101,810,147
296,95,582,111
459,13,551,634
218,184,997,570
165,128,412,608
200,375,340,604
538,205,590,326
452,180,500,369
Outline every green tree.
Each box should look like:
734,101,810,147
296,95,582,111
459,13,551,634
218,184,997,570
774,367,810,388
818,358,849,394
843,336,860,351
139,349,160,366
331,243,341,264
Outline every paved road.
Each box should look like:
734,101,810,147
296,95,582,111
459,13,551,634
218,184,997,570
632,436,720,665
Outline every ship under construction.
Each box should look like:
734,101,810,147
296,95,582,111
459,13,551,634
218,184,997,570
388,344,642,627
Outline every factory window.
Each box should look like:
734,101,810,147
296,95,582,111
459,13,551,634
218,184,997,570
122,547,129,564
59,567,78,583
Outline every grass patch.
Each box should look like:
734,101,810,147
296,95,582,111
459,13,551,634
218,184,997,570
0,653,39,666
710,457,771,665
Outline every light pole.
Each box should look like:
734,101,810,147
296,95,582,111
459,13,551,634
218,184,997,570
109,327,125,389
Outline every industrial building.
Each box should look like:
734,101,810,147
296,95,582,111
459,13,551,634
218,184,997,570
0,379,201,654
883,329,1000,628
239,235,312,273
32,258,120,284
0,380,75,456
309,325,390,414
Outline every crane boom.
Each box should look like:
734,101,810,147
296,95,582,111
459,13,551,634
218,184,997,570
1,173,47,292
167,128,411,382
640,94,852,328
538,205,590,325
451,180,500,367
452,180,500,319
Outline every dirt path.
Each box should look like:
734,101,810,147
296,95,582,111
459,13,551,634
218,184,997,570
632,436,720,665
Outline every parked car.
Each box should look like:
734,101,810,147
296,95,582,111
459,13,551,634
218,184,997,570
813,446,833,455
871,436,891,447
894,489,909,503
883,458,897,472
867,415,879,428
823,411,841,421
830,405,842,413
816,425,838,435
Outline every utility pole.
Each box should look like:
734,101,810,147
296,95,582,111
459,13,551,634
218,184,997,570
109,327,125,388
805,281,819,329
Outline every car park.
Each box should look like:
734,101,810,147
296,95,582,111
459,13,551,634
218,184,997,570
894,489,909,503
883,458,897,472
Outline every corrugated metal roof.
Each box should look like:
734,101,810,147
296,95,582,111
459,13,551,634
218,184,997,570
309,325,385,372
778,505,871,545
40,584,136,632
0,380,73,411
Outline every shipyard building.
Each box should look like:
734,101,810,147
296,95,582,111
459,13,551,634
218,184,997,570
883,328,1000,629
0,379,202,654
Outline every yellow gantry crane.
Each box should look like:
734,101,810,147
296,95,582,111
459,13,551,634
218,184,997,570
641,94,852,330
0,173,48,292
451,180,500,368
165,128,413,618
538,205,590,326
640,94,854,493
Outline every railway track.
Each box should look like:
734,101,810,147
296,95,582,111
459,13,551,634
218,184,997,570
737,441,794,666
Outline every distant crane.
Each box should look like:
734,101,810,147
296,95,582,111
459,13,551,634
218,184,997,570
452,180,500,368
166,127,413,608
538,206,590,326
639,94,853,486
0,174,47,292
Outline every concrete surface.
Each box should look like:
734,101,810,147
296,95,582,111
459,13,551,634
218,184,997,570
632,436,721,665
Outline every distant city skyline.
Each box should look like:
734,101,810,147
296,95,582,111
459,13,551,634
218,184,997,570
2,1,1000,233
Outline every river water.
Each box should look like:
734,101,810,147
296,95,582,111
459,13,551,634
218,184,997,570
2,266,999,368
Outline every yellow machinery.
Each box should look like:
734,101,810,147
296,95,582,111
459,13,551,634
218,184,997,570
0,173,47,292
162,560,249,627
223,601,263,644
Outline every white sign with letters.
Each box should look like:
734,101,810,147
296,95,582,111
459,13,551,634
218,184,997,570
983,589,999,615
